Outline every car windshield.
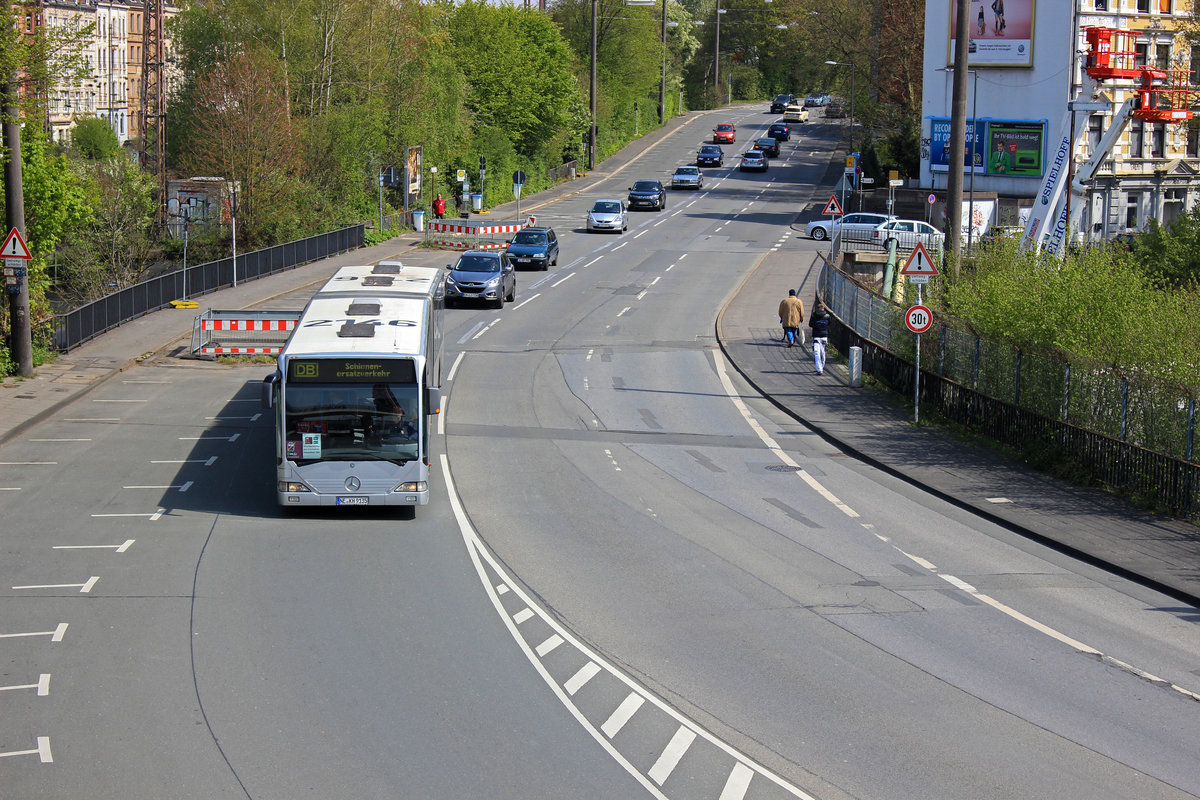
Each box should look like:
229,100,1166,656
455,255,501,273
632,181,660,191
774,95,790,102
757,139,774,146
675,167,698,175
701,146,720,153
771,125,786,131
511,231,547,245
716,124,733,131
592,201,621,213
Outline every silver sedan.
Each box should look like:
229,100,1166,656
671,166,704,190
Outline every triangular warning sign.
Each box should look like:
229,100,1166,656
822,195,843,216
1,228,31,260
899,242,939,276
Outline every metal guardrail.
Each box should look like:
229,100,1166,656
818,258,1199,516
189,309,301,356
51,224,363,352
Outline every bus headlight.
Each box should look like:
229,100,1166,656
279,481,313,492
394,481,427,492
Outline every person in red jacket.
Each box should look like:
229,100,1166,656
433,194,446,220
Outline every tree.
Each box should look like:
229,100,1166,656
55,154,157,305
179,49,305,245
71,116,121,160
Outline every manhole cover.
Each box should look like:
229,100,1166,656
765,465,802,472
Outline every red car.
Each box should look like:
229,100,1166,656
712,123,736,144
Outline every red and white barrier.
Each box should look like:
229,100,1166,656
200,319,296,332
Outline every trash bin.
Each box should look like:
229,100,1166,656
412,209,425,232
471,193,483,212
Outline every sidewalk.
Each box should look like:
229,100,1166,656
4,108,1198,605
717,249,1200,605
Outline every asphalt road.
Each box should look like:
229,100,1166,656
3,105,1200,800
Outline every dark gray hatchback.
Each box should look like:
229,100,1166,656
505,226,559,271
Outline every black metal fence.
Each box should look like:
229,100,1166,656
818,260,1200,516
51,224,364,352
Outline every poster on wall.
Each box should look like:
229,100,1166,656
405,146,423,208
948,0,1035,68
929,118,988,173
986,121,1044,176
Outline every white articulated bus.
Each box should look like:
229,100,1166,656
261,263,445,508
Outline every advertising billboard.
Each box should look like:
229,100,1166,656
986,121,1044,176
929,118,989,173
948,0,1035,68
930,118,1045,177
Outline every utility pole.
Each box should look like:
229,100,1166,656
140,0,167,227
2,77,33,376
589,0,597,170
946,0,970,271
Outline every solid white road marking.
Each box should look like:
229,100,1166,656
0,623,67,642
0,461,56,466
448,351,466,382
53,540,134,553
14,577,99,593
440,454,817,800
29,438,90,442
0,737,53,763
0,674,50,696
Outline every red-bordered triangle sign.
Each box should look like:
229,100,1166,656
899,242,939,276
1,228,31,260
822,195,843,216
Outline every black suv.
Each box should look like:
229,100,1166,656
627,180,667,211
505,226,559,271
770,93,794,114
697,144,724,167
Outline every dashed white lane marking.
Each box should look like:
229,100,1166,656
151,456,217,466
29,438,90,442
612,242,628,251
472,319,502,340
617,307,631,317
582,256,604,268
888,547,1200,702
602,693,645,737
712,350,858,518
552,272,576,287
513,608,535,624
0,461,56,466
513,293,540,310
440,455,818,800
448,351,466,382
62,418,119,423
458,321,485,344
634,229,649,238
649,726,697,784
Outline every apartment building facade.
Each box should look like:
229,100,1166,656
29,0,178,147
921,0,1197,244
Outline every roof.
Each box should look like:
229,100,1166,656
283,296,428,359
317,264,444,300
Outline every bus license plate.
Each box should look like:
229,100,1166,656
336,496,369,506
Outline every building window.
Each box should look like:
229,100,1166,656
1151,123,1165,158
1163,188,1186,226
1134,42,1149,67
1137,0,1151,11
1126,193,1141,229
1130,119,1145,158
1088,114,1103,156
1156,44,1172,70
1188,120,1200,158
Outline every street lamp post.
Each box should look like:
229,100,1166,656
823,60,855,135
714,0,722,91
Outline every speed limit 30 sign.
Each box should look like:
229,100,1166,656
905,304,933,334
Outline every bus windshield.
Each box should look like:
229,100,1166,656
284,381,420,465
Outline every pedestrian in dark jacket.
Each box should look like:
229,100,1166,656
778,289,805,347
809,301,830,374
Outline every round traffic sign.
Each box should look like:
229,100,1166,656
905,304,933,334
927,193,936,205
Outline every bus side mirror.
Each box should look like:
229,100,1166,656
261,371,279,409
426,386,442,415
